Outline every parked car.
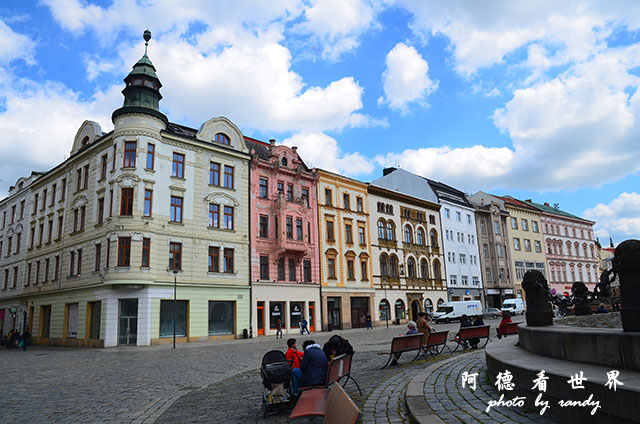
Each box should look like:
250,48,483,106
483,308,501,319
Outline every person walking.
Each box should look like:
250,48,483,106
365,314,372,330
300,318,310,335
21,328,30,351
275,318,283,339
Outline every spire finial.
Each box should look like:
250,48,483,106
143,29,151,55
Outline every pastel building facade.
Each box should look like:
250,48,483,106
247,138,321,336
12,38,252,347
524,200,598,294
427,179,483,304
317,170,374,330
368,168,447,321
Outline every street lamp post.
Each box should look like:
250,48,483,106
383,278,389,329
173,270,177,349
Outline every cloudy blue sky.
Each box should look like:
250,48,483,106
1,1,639,244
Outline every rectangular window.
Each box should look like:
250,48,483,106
275,217,278,238
524,239,532,252
286,216,293,239
67,253,73,278
12,266,18,288
33,194,38,214
467,214,471,224
76,168,82,192
325,188,332,206
169,242,182,270
38,223,44,245
57,216,63,240
345,224,353,244
445,208,450,219
460,254,466,265
286,184,293,201
112,144,117,170
343,193,350,210
142,238,150,267
97,197,104,223
109,189,114,217
494,221,500,234
480,219,486,234
532,221,539,233
172,152,185,178
208,301,235,335
224,165,234,188
83,165,89,189
80,206,85,231
160,300,187,338
20,200,25,219
277,181,284,196
259,255,269,279
30,226,35,248
45,220,51,243
259,215,269,238
288,258,296,281
326,220,334,241
360,259,368,280
327,258,336,279
303,259,311,282
456,211,461,221
120,188,133,216
3,269,8,290
99,154,107,180
278,258,285,280
95,243,102,271
6,237,11,257
106,240,110,268
209,204,219,228
259,177,268,198
496,244,503,258
11,205,15,223
146,143,155,170
124,141,136,167
224,206,234,230
77,248,82,277
347,259,355,280
144,189,153,217
356,197,363,212
210,162,220,185
358,226,365,245
511,217,518,229
117,237,131,266
296,218,303,240
73,209,79,233
208,246,219,272
170,196,183,223
302,188,309,206
535,240,542,253
223,248,234,273
513,238,521,250
522,219,529,231
15,233,21,254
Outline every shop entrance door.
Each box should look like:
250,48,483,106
118,299,138,346
327,297,341,331
411,300,420,321
350,297,369,328
309,302,315,332
257,302,265,336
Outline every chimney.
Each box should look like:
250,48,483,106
383,167,397,176
525,199,532,202
269,138,276,146
610,238,614,248
291,146,297,155
544,202,550,206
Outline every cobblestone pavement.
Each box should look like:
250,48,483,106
423,349,560,424
0,317,521,423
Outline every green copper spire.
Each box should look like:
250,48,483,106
112,30,167,124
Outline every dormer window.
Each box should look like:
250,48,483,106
133,79,142,86
215,133,230,145
281,157,288,167
81,136,90,147
144,80,154,88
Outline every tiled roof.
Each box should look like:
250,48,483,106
522,200,587,221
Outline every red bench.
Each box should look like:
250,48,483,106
451,325,491,352
378,334,425,369
504,322,519,336
422,330,451,357
289,374,361,423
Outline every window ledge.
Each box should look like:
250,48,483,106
168,221,185,226
142,216,153,220
118,215,134,219
144,168,155,173
121,166,136,171
95,222,104,228
114,266,131,272
170,176,186,181
139,267,151,273
208,271,236,277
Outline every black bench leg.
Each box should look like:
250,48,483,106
342,375,363,396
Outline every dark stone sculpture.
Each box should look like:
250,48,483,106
612,239,640,332
571,282,591,316
522,270,554,326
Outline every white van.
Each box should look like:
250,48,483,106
501,298,525,315
432,301,482,323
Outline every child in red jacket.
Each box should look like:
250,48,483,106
497,311,512,339
286,338,304,369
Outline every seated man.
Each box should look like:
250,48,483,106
455,315,473,349
405,321,418,335
291,340,328,394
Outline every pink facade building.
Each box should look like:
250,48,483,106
246,138,321,337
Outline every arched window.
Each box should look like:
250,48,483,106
386,222,395,241
378,220,386,240
215,133,230,145
420,259,428,279
281,157,288,167
395,299,405,320
417,227,425,245
407,257,416,278
379,300,390,321
433,259,441,280
404,225,413,244
424,298,433,314
430,229,438,248
380,255,388,277
389,255,398,277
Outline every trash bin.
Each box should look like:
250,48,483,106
395,318,401,325
242,329,248,339
328,323,333,332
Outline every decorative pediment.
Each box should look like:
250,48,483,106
71,194,88,209
116,173,141,188
5,227,14,236
204,192,239,207
15,223,23,233
196,116,248,153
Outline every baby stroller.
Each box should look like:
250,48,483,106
261,350,294,417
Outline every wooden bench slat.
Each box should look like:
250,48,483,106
324,383,361,424
289,389,328,419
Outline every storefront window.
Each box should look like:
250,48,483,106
208,301,235,335
160,300,187,337
270,301,285,329
395,299,405,320
290,302,304,328
379,300,390,321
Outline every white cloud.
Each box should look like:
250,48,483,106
281,132,374,176
378,42,437,113
0,19,35,65
375,145,515,191
583,192,640,242
295,0,379,60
